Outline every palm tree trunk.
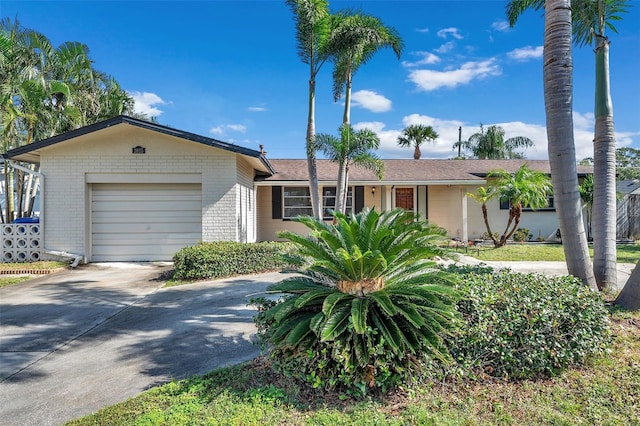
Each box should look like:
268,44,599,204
307,72,322,220
615,260,639,311
413,145,421,160
543,0,598,291
592,33,617,291
480,203,499,246
342,71,352,125
335,160,347,215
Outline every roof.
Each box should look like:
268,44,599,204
3,115,275,175
617,180,640,195
258,159,593,185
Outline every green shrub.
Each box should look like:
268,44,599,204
254,208,459,397
445,268,611,380
173,241,291,280
513,228,532,242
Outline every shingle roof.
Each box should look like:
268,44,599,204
3,115,275,174
261,159,593,184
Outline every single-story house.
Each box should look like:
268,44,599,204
3,116,591,262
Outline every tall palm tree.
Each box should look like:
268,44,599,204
285,0,333,220
579,174,594,241
316,124,384,214
507,0,628,292
515,0,598,290
328,10,403,125
397,124,439,160
462,124,534,159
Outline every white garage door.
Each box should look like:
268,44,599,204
91,183,202,261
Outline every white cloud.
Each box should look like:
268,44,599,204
248,106,268,112
129,91,166,117
437,27,463,40
402,51,440,67
351,90,392,113
209,123,247,136
507,45,544,61
491,20,510,32
415,27,429,33
434,41,456,54
358,112,637,161
408,58,502,92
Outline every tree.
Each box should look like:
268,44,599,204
397,124,439,160
285,0,333,221
0,18,138,222
469,164,553,248
329,10,402,125
316,124,384,214
579,174,594,241
616,147,640,180
460,124,534,159
508,0,630,290
257,208,458,394
507,0,598,291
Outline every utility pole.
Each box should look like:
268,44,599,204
457,126,462,158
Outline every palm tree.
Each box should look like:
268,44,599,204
329,10,403,125
316,124,384,214
511,0,598,290
397,124,439,160
467,186,498,245
285,0,333,220
507,0,628,292
462,124,534,159
469,164,553,248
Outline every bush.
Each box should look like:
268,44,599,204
254,208,459,397
444,266,611,380
173,241,291,280
513,228,532,242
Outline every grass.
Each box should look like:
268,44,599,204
467,242,640,263
68,310,640,426
0,260,70,271
0,275,32,288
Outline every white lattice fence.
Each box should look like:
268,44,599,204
1,223,42,262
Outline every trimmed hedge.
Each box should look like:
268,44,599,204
173,241,291,280
443,265,611,380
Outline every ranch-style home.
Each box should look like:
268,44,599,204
3,116,591,262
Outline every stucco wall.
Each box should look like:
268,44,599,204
39,125,240,257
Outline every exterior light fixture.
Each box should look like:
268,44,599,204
371,186,376,195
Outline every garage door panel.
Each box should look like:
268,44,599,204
91,183,202,261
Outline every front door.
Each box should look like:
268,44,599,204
395,187,414,211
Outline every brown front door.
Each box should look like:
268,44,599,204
395,188,414,211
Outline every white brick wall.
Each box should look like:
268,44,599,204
39,127,249,258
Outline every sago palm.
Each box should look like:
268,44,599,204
259,208,458,393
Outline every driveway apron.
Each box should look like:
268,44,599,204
0,264,280,426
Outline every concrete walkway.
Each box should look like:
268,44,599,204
452,254,636,291
0,264,285,426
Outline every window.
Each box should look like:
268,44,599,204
281,186,353,219
500,196,555,211
283,187,313,219
322,187,353,218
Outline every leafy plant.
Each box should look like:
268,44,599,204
512,227,532,242
172,241,291,280
445,268,611,380
255,208,459,395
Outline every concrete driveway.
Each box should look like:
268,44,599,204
0,263,284,426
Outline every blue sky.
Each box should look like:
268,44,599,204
3,0,639,160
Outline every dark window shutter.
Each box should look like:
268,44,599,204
272,186,282,219
354,186,365,213
499,198,510,210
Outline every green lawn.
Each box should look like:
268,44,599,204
67,310,640,425
0,276,32,288
465,242,640,263
0,261,70,271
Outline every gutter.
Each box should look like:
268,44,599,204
7,161,85,268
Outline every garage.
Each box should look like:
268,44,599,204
91,183,202,261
